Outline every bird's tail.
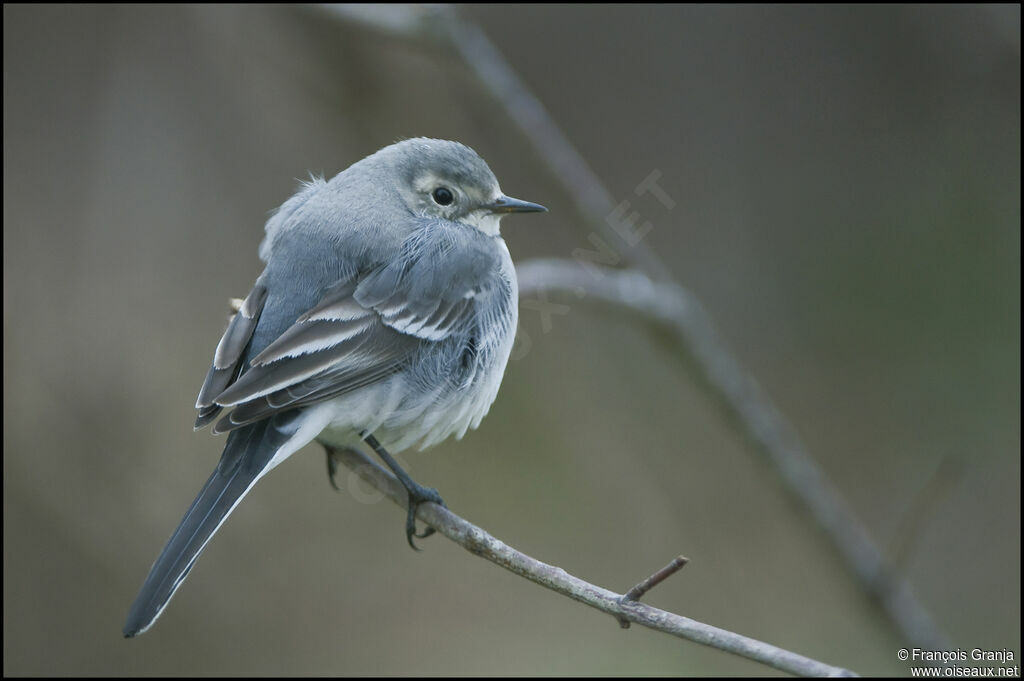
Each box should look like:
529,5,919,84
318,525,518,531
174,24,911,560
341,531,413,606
123,415,298,637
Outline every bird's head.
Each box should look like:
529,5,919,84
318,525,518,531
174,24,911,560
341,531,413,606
381,138,546,236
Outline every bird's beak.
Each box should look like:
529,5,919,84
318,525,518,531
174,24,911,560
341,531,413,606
486,194,547,214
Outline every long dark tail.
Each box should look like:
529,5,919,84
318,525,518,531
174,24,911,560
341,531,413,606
123,416,296,637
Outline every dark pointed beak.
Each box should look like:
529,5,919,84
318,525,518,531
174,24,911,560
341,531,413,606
487,194,547,214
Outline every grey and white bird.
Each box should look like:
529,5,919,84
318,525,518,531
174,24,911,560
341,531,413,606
123,138,546,637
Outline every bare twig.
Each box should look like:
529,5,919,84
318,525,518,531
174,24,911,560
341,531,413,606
624,555,690,605
316,1,946,651
618,555,689,629
327,445,857,678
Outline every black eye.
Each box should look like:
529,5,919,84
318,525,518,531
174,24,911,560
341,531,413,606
431,187,454,206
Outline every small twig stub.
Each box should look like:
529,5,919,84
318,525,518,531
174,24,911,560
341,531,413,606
618,555,689,628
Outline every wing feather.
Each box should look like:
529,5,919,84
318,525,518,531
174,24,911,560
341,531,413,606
195,221,503,434
193,286,268,428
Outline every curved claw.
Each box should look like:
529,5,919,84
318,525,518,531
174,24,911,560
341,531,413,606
405,505,424,551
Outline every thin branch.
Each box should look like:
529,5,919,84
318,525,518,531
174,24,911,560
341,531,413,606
327,445,857,678
317,1,946,651
515,258,949,650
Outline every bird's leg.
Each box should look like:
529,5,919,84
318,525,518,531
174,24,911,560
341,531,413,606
362,433,446,550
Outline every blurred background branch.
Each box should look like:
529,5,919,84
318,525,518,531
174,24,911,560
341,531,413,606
516,258,949,648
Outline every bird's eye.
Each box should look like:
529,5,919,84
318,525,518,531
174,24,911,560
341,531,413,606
431,187,455,206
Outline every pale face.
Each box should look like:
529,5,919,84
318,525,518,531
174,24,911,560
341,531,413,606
408,169,506,236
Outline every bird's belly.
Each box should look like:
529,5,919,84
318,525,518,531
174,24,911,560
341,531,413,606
313,331,515,455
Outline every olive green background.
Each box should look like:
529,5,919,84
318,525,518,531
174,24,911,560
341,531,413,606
4,4,1019,676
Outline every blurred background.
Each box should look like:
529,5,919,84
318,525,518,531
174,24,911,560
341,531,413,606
3,4,1019,676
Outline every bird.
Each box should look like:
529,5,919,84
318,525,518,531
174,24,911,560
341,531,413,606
123,138,546,637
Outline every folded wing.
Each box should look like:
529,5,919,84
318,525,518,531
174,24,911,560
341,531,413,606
194,221,502,434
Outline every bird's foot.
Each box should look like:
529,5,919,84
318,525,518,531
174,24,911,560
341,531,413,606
401,481,446,551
